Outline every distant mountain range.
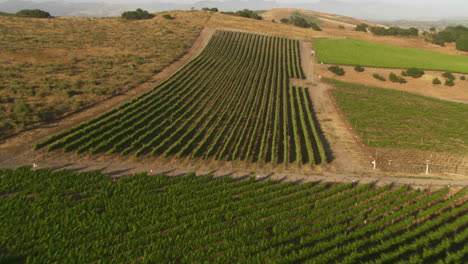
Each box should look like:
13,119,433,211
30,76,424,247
1,0,468,21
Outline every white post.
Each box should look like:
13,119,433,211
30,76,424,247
372,160,376,170
425,160,430,175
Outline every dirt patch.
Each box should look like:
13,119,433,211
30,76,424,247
316,64,468,104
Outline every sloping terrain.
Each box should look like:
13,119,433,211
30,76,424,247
0,11,210,140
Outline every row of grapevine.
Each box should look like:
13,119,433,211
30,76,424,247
35,30,326,165
1,167,467,263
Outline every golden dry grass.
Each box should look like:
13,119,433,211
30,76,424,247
0,11,210,139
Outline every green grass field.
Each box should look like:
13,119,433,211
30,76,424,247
328,79,468,155
1,167,467,263
314,38,468,73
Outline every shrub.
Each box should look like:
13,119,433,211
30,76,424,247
354,65,365,72
354,24,368,32
162,14,175,20
338,25,345,30
401,68,425,78
445,79,455,86
201,8,218,12
280,18,289,24
461,76,466,80
310,23,322,31
456,34,468,51
373,74,386,81
389,73,407,83
328,66,345,76
121,9,155,20
442,72,455,80
16,9,51,18
235,9,262,20
432,78,441,85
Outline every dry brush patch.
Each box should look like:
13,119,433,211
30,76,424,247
0,11,210,140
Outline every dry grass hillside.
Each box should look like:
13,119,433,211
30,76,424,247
0,8,465,142
0,11,210,140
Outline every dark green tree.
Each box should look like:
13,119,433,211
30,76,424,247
16,9,51,18
121,9,155,20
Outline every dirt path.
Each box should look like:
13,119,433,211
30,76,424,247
297,40,369,173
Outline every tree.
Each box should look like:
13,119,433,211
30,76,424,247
16,9,51,18
402,68,424,78
354,65,365,72
235,9,261,20
354,24,368,32
456,34,468,51
328,66,345,76
121,9,155,20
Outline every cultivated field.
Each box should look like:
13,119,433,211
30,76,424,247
35,31,328,165
328,79,468,155
0,11,209,140
1,167,467,263
314,38,468,73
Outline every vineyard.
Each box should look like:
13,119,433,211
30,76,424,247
34,30,327,165
1,167,467,263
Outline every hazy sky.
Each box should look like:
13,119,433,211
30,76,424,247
8,0,468,19
23,0,468,8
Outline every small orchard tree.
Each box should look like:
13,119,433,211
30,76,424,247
328,66,345,76
402,68,425,78
16,9,51,18
121,8,155,20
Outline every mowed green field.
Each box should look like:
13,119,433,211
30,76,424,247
329,79,468,154
1,167,467,263
314,38,468,73
35,30,327,165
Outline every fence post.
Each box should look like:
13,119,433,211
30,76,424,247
425,160,430,175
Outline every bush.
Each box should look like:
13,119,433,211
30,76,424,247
432,78,441,85
442,72,455,80
162,14,175,20
338,25,345,30
370,26,418,37
328,66,345,76
456,34,468,51
280,18,289,24
235,9,261,20
389,73,407,84
401,68,425,78
461,76,466,80
354,24,368,32
201,8,218,12
354,65,365,72
373,73,386,81
445,79,455,86
121,8,154,20
16,9,51,18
